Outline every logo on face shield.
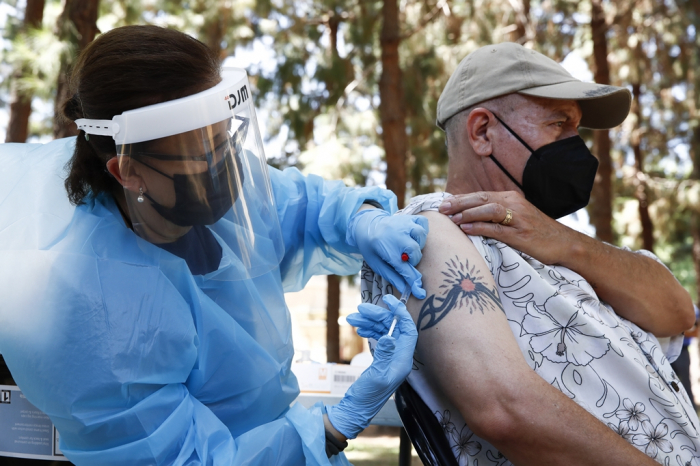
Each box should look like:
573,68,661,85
224,85,249,110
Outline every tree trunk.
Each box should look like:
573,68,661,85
687,3,700,305
589,0,614,243
7,95,33,143
631,83,654,251
200,3,232,61
379,0,407,208
323,14,344,365
329,15,339,58
326,275,341,363
53,0,100,139
203,20,225,59
24,0,45,29
691,126,700,305
5,0,45,143
512,0,531,44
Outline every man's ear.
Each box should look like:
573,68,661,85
466,108,498,158
106,157,142,194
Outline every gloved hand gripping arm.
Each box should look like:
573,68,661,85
325,295,418,440
347,207,429,298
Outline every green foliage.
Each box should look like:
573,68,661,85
5,29,68,100
1,0,65,101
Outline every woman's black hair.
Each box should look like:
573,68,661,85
62,25,221,205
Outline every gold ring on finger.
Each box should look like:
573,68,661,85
500,208,513,226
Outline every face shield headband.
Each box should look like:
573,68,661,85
75,68,285,281
488,113,599,219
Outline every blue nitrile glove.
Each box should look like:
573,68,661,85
347,208,429,298
326,295,418,439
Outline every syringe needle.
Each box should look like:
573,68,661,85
388,287,411,337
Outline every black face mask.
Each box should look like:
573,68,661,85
139,154,241,227
489,114,599,219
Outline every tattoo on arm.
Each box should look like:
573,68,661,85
417,256,502,331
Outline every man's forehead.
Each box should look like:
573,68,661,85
513,94,581,119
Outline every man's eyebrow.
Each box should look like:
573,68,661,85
547,109,571,120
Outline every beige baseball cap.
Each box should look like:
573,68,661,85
436,42,631,130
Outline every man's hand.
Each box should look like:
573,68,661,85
438,191,694,336
438,190,575,265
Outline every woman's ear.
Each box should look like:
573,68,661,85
466,108,498,158
106,157,143,194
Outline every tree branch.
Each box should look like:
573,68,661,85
301,10,355,27
400,0,450,41
331,60,379,134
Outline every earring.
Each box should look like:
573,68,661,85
137,187,144,203
84,132,89,141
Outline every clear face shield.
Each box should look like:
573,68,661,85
77,69,284,280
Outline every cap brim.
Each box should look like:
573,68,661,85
518,81,631,130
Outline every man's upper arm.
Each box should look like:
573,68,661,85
404,211,537,429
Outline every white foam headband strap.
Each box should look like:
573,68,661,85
75,119,121,138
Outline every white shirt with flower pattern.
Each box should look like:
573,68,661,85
361,192,700,466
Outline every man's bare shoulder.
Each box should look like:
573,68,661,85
415,210,479,241
413,211,492,282
405,210,500,331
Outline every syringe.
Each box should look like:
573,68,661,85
388,287,411,337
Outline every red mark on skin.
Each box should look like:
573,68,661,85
460,278,475,292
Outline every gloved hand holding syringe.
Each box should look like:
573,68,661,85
327,287,418,440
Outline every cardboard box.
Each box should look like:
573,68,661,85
292,364,366,395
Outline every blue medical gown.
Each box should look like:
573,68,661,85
0,138,397,465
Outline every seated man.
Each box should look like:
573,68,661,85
361,42,699,465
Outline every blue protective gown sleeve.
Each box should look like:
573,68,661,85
0,138,355,466
269,166,398,292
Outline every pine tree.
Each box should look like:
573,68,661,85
53,0,100,138
5,0,45,143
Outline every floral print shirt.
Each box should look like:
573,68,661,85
361,192,700,465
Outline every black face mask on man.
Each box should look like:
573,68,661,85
488,114,599,219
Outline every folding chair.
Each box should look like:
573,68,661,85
394,382,459,466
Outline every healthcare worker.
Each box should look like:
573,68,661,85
0,25,427,465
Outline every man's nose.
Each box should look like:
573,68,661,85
561,127,579,140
